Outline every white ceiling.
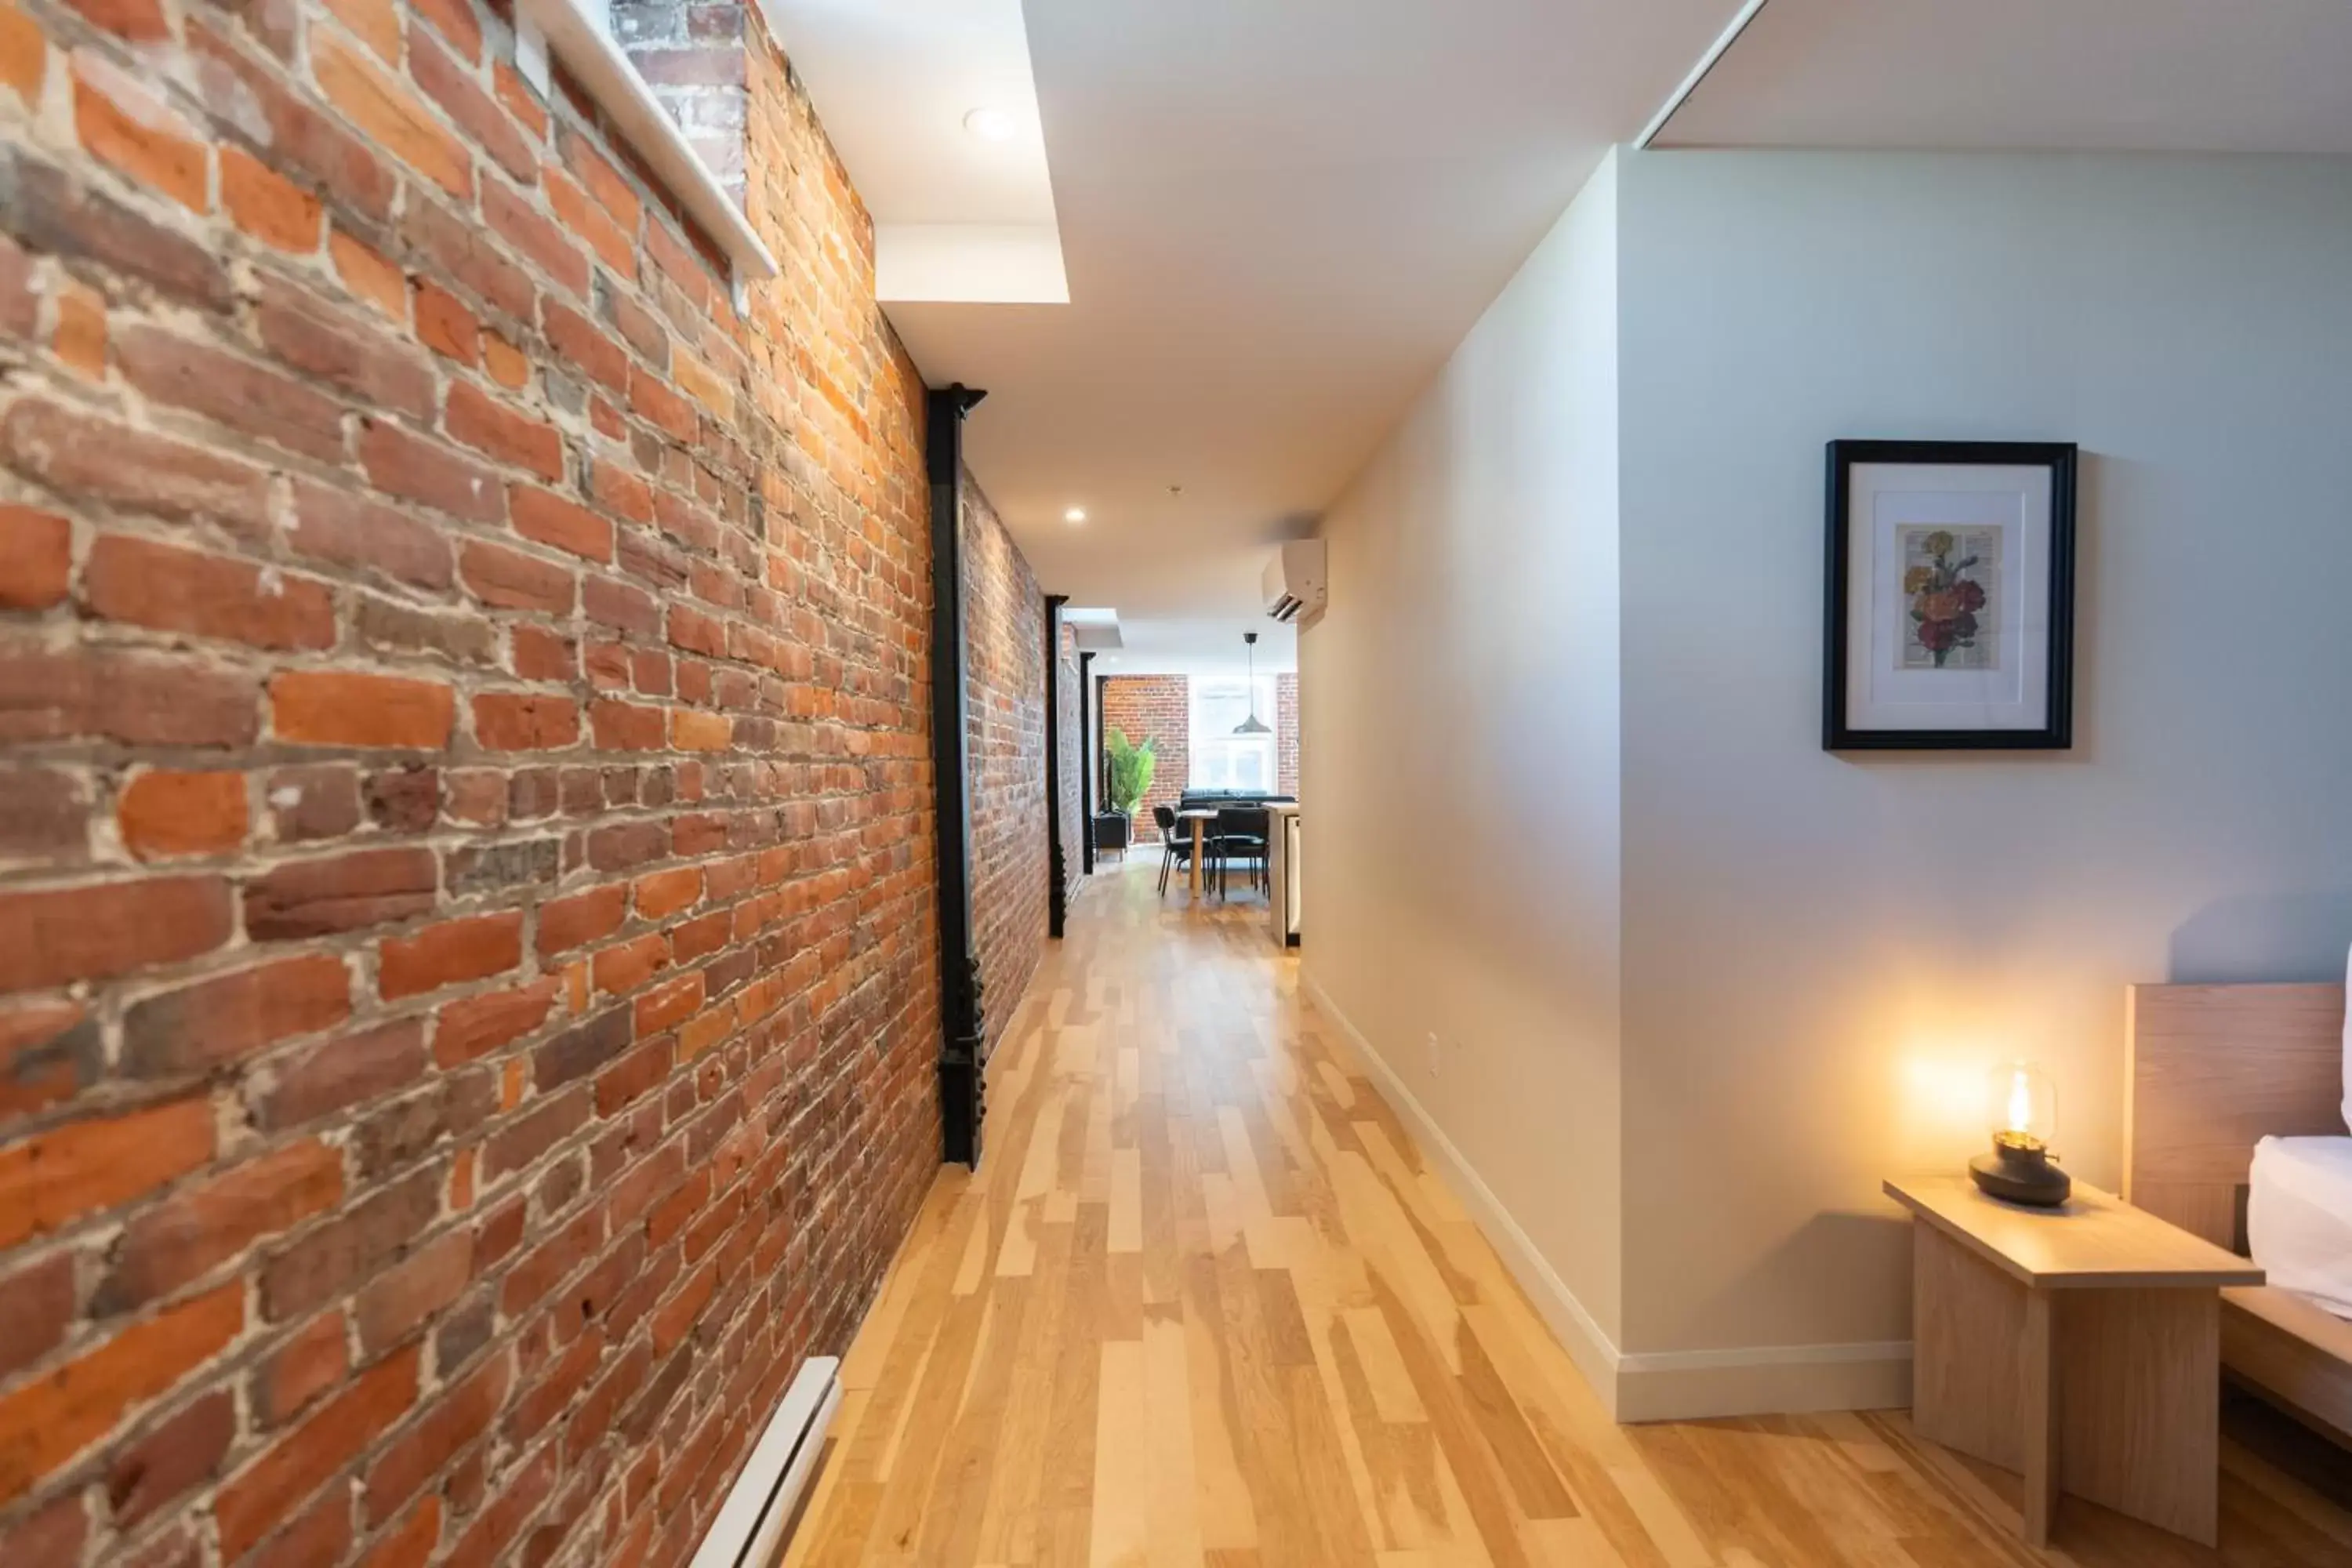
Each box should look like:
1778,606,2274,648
762,0,2352,630
758,0,1067,301
880,0,1741,618
1095,618,1296,678
1657,0,2352,151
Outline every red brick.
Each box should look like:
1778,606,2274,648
314,34,471,198
363,1345,506,1520
246,1486,352,1568
0,1250,74,1382
499,1204,601,1316
107,1386,233,1526
459,539,575,613
260,1166,438,1320
221,144,322,252
243,848,437,940
670,908,731,964
358,419,506,524
264,764,361,844
632,971,701,1037
481,172,587,296
261,1019,424,1130
434,978,557,1065
354,1226,470,1353
443,1439,553,1568
0,0,44,100
0,877,230,995
0,768,84,863
332,226,408,318
472,691,578,753
187,21,395,223
510,484,612,562
0,1494,89,1568
510,625,575,682
379,912,523,1000
287,480,455,590
71,53,208,212
589,699,665,751
483,1088,586,1179
361,1496,442,1568
632,365,698,441
2,397,268,534
408,29,531,182
544,165,636,280
543,299,628,392
535,886,624,960
102,1140,343,1310
667,602,726,657
633,867,700,920
0,1282,241,1508
592,932,667,996
0,505,69,608
400,193,534,320
413,278,479,364
586,818,667,871
0,646,260,750
672,708,732,751
409,0,481,61
7,150,229,309
0,996,95,1122
445,381,563,479
118,325,343,462
214,1345,419,1563
252,1311,347,1427
484,329,528,387
257,274,436,421
123,952,351,1077
118,769,249,861
85,535,336,652
583,575,659,637
271,671,455,750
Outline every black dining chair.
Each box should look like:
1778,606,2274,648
1212,806,1270,897
1153,804,1198,896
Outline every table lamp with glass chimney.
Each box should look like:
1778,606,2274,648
1967,1059,2071,1207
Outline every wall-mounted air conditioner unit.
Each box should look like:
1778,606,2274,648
1262,540,1327,624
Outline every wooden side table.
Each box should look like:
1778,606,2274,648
1884,1175,2263,1548
1174,808,1218,898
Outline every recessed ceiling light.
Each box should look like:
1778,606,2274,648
1063,506,1087,524
963,107,1015,143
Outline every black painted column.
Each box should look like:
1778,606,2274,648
1044,594,1069,940
927,384,986,1170
1078,649,1096,874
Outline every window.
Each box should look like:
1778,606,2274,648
1190,677,1277,790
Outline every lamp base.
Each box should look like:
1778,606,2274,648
1969,1149,2072,1207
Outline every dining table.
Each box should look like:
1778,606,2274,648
1174,808,1221,898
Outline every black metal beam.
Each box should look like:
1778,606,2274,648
1078,650,1096,875
927,384,986,1171
1044,594,1069,940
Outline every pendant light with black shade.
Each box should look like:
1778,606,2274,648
1233,631,1272,736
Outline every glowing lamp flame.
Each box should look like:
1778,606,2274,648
2005,1066,2034,1137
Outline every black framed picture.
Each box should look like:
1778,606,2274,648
1824,440,2078,750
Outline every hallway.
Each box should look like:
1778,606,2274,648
777,865,2352,1568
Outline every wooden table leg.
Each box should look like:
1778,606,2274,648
1189,818,1203,898
2022,1289,2058,1547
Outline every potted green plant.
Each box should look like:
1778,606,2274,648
1100,728,1156,852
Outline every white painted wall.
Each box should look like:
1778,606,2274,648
1305,147,2352,1417
1302,153,1625,1353
1613,151,2352,1377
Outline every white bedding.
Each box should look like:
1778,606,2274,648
2249,1135,2352,1319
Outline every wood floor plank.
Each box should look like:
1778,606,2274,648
774,860,2352,1568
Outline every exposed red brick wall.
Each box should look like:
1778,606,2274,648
959,471,1044,1055
0,4,949,1566
1277,671,1300,798
1100,674,1186,843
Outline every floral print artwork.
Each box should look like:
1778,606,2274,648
1899,525,2000,670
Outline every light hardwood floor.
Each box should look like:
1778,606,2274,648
776,859,2352,1568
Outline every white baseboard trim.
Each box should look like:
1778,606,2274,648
1298,967,1912,1425
1298,967,1628,1414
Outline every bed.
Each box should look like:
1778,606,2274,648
2124,975,2352,1446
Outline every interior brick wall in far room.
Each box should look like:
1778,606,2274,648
1277,671,1299,798
959,472,1047,1058
1101,674,1188,842
0,4,955,1567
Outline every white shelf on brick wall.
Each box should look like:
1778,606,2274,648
514,0,777,307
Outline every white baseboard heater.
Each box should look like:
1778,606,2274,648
688,1356,843,1568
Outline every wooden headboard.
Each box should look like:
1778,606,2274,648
2124,982,2346,1252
